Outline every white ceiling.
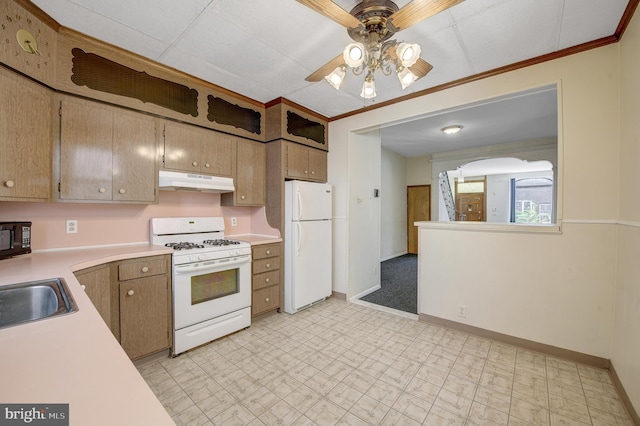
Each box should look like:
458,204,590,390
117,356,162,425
30,0,629,156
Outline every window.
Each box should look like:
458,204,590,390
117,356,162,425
510,178,554,223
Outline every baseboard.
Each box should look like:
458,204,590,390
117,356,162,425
332,291,347,301
418,313,610,369
380,251,408,262
610,363,640,425
350,284,381,301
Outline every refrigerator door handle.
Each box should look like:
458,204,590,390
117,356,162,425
296,222,302,254
296,191,303,221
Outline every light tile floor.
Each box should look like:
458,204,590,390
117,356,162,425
137,299,634,426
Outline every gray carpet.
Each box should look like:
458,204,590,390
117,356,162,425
360,254,417,314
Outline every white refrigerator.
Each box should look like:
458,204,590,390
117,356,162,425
284,180,332,314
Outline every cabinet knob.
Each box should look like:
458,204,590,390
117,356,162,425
311,171,315,175
141,266,149,273
192,161,198,167
241,195,246,200
81,285,86,291
127,290,135,296
4,180,15,188
118,188,126,194
265,278,270,283
265,249,271,255
265,297,270,302
265,263,270,269
204,163,210,168
304,170,308,174
98,187,106,193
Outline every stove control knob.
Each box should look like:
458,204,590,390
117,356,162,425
189,255,196,262
198,254,205,260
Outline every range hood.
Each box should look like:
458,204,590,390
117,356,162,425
158,170,234,193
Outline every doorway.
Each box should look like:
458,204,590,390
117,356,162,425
407,185,430,254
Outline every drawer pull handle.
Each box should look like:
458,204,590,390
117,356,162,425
118,188,126,194
265,297,270,302
141,266,149,273
265,278,270,283
205,163,210,168
241,195,246,200
98,187,106,193
127,290,135,296
192,161,198,167
265,249,271,255
265,263,270,269
4,180,15,188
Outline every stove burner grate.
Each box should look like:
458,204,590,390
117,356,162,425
165,242,205,250
203,239,241,246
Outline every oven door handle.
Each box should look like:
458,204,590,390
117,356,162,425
174,256,250,274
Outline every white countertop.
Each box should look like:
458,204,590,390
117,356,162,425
0,244,175,426
228,233,282,245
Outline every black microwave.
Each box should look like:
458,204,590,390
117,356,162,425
0,221,31,260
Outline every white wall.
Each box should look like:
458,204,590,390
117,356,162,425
406,155,432,186
329,36,630,406
614,5,640,412
380,148,407,261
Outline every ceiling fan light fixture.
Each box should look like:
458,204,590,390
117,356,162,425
360,73,376,99
396,42,421,67
325,66,346,90
343,43,365,67
397,66,417,89
442,125,464,135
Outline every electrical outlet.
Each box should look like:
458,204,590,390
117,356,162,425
66,219,78,234
231,217,237,227
458,304,467,318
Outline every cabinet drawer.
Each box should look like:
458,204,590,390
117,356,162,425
252,285,280,315
252,270,280,291
252,257,280,274
252,243,281,260
118,257,167,281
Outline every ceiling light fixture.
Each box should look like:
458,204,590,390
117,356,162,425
442,125,464,135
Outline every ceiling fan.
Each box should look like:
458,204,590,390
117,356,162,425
298,0,463,98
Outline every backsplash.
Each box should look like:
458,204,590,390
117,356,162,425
0,191,277,250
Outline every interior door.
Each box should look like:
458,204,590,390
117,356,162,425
456,193,485,221
407,185,430,254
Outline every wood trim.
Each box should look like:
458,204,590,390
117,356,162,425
14,0,61,31
265,97,329,122
330,35,619,121
610,363,640,425
418,313,610,369
332,291,347,301
616,0,640,39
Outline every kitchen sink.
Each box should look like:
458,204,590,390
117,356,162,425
0,278,78,329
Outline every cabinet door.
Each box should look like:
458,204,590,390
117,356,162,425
285,142,309,179
74,266,115,335
119,275,170,360
59,97,113,200
201,131,236,177
0,67,52,201
112,110,156,202
162,121,202,173
307,148,327,182
235,139,265,205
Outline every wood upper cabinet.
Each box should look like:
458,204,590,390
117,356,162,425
285,141,327,182
162,121,235,177
222,139,265,206
0,66,52,202
58,96,156,203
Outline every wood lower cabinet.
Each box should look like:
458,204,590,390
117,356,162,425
58,95,157,203
251,242,282,316
73,254,172,360
222,139,266,206
0,65,52,202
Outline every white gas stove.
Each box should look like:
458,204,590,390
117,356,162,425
150,217,252,355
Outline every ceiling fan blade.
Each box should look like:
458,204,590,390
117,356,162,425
305,53,345,82
409,58,434,79
388,0,463,32
297,0,363,29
